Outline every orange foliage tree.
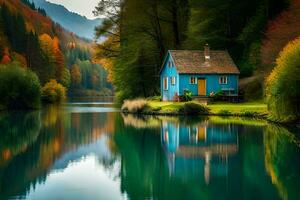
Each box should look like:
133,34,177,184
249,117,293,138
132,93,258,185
261,0,300,68
39,34,66,81
53,37,65,81
0,47,11,65
39,34,55,62
70,64,82,87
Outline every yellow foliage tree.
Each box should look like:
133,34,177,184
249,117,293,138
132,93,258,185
41,79,66,103
266,37,300,121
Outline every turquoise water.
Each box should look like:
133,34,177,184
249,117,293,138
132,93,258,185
0,100,299,200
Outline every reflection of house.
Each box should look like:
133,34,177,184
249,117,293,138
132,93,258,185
161,120,238,184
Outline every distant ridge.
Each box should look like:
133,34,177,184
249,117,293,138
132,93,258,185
31,0,102,40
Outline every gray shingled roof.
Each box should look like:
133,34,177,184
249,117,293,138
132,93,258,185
169,50,240,74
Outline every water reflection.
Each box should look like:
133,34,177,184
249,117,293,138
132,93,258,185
0,111,41,165
0,104,299,200
161,118,238,184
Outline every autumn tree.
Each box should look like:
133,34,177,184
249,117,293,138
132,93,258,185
53,37,65,81
70,64,82,87
94,0,190,101
261,0,300,70
0,48,11,65
26,31,53,84
266,37,300,121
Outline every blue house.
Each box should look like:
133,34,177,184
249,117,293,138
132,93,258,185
160,45,240,101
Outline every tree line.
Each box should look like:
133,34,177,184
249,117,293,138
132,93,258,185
94,0,289,102
0,1,111,95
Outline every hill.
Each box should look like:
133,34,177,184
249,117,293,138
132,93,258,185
0,0,111,96
30,0,102,40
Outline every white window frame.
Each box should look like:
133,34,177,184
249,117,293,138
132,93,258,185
219,76,228,84
163,77,169,90
171,76,176,85
190,77,197,85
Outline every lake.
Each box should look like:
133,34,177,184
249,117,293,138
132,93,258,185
0,98,299,200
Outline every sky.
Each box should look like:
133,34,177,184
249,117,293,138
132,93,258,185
48,0,99,19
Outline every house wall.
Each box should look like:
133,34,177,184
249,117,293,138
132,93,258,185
160,54,179,101
179,74,239,96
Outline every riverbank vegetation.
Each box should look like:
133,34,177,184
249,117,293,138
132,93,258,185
95,0,299,122
41,79,66,103
121,99,268,119
266,38,300,122
94,0,290,101
0,62,41,109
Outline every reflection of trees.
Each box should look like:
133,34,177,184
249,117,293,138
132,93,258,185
117,115,295,200
113,117,164,199
0,111,41,165
0,110,116,199
264,125,300,200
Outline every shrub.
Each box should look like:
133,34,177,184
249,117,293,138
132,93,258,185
121,99,149,113
212,91,224,101
0,63,41,109
266,37,300,121
42,79,66,103
179,102,210,115
180,89,192,102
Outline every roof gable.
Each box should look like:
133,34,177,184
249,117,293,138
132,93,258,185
159,51,175,75
168,50,240,75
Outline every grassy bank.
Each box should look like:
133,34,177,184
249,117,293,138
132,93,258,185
149,101,268,117
122,99,269,119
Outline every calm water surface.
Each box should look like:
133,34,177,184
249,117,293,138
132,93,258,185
0,98,299,200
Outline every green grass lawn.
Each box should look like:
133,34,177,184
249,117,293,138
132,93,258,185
148,100,268,116
208,101,268,114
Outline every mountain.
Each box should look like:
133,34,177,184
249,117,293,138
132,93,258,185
31,0,102,40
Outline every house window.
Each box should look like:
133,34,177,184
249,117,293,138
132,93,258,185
163,77,169,90
219,76,228,84
171,76,176,85
190,77,197,84
168,61,173,68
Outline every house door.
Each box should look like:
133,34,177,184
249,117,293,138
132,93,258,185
198,79,206,96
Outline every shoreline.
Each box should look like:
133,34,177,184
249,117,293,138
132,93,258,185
121,100,299,125
121,110,300,125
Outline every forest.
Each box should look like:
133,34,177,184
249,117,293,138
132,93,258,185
0,0,112,109
94,0,300,120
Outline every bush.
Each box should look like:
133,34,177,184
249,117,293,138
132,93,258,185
211,91,224,101
180,89,192,102
121,99,149,113
0,63,41,109
179,102,210,115
266,38,300,121
42,79,66,103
